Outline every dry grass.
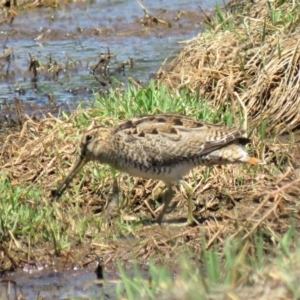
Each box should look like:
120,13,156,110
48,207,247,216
1,111,300,271
159,251,300,300
0,0,79,9
158,0,300,135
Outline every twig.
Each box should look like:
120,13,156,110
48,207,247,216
234,92,247,132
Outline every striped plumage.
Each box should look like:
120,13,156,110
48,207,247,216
53,113,262,224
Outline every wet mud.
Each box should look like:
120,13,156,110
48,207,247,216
0,265,119,299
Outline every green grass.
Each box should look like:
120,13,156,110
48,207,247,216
207,0,300,34
114,225,300,300
74,80,241,127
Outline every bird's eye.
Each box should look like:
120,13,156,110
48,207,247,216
86,134,93,142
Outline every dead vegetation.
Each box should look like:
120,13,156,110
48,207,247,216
159,251,300,300
158,0,300,135
0,0,60,24
0,111,300,271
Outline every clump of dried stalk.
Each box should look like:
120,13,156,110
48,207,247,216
158,0,300,135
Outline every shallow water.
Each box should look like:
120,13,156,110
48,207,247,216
0,267,114,299
0,262,151,299
0,0,214,109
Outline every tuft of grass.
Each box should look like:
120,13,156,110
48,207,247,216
158,0,300,135
114,224,300,299
89,80,241,127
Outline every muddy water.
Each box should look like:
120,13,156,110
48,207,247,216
0,0,213,110
0,268,111,299
0,0,224,299
0,263,149,299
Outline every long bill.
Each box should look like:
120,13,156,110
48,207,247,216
52,155,88,200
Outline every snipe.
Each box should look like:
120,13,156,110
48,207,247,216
53,113,263,224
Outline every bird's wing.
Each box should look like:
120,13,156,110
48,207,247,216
113,114,246,166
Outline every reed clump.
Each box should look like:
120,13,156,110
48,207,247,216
158,0,300,135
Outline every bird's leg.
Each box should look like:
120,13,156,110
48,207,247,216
106,177,120,219
179,179,199,225
156,183,174,224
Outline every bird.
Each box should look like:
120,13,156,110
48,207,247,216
52,113,263,225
